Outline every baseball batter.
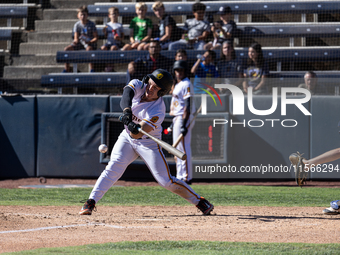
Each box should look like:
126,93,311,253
170,60,196,184
79,69,213,215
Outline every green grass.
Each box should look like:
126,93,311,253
5,241,340,255
0,185,338,207
2,185,339,254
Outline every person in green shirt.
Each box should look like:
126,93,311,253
122,2,153,51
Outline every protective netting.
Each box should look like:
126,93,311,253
1,0,340,95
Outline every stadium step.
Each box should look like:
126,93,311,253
3,66,65,79
19,42,70,55
35,20,76,32
10,55,59,66
43,9,79,20
28,31,72,43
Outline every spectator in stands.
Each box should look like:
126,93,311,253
216,40,243,90
121,2,153,51
101,7,124,72
127,40,172,83
204,6,236,50
63,6,98,73
175,49,188,61
298,71,327,95
168,3,210,51
101,7,124,51
143,1,179,50
242,43,269,95
191,50,219,94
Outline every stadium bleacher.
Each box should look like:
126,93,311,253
41,71,340,96
89,1,340,18
1,1,340,94
54,47,340,71
0,4,32,27
95,22,340,41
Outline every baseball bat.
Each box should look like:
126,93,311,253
137,127,187,160
172,104,202,148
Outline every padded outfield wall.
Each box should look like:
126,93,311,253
0,94,340,180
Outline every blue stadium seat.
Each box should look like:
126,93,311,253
56,47,340,65
238,24,340,38
0,6,28,18
88,1,340,17
41,70,340,95
41,72,127,88
0,29,12,41
95,23,340,40
56,50,207,64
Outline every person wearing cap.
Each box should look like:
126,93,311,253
170,60,196,184
79,68,214,216
204,6,237,50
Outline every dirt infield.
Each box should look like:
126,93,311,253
1,178,340,253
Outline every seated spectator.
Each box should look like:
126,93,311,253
168,3,210,51
191,50,219,94
144,1,179,50
297,71,328,95
216,40,243,90
63,5,98,73
121,2,153,51
101,7,124,72
204,6,236,50
127,40,172,83
101,7,124,51
242,43,269,95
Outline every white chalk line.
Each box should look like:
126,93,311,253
0,222,179,234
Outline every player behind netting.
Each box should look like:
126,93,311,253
170,60,196,184
79,69,214,215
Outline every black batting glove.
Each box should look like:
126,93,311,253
120,108,132,126
181,118,188,136
128,122,141,135
180,125,188,136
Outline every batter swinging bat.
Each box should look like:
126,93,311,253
172,104,202,148
137,127,187,160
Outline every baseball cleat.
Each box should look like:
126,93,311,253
330,200,340,210
196,197,214,215
289,151,308,186
323,207,340,215
323,200,340,215
185,180,192,185
79,199,96,215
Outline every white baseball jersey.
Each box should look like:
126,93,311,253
89,79,201,206
105,21,124,44
126,79,165,139
170,77,195,182
170,77,196,117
